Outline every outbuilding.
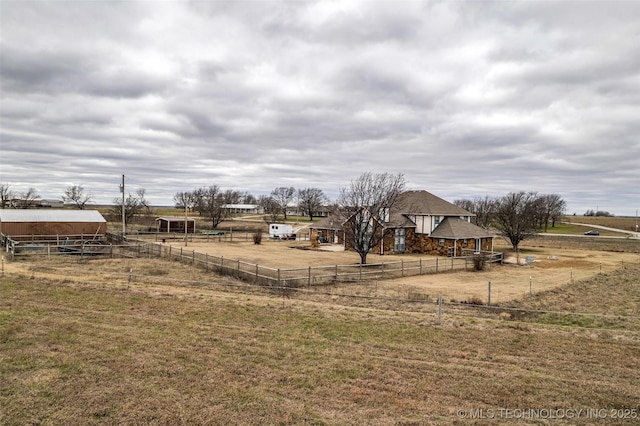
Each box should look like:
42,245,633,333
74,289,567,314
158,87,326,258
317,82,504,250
155,216,196,233
0,209,107,239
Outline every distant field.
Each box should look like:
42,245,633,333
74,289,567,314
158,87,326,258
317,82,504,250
561,215,639,232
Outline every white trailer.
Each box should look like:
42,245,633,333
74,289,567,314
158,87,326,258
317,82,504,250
269,223,296,240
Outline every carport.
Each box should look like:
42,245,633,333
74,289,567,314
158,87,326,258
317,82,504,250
156,216,196,233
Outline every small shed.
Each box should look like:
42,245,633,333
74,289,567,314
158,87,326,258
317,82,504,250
0,209,107,238
156,216,196,233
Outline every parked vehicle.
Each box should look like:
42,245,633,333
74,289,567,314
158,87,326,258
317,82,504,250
584,230,600,236
201,230,225,236
269,223,296,240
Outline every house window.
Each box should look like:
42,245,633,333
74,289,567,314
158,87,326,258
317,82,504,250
394,228,405,253
438,239,445,246
379,207,390,222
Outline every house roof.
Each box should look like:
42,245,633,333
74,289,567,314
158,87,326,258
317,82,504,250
393,190,473,217
156,216,195,221
430,217,493,239
312,213,347,230
0,209,106,223
311,190,477,231
222,204,259,209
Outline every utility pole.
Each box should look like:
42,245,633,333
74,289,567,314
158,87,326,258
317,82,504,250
184,196,188,247
120,174,125,236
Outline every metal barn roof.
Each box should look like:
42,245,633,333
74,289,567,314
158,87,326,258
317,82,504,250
0,209,107,223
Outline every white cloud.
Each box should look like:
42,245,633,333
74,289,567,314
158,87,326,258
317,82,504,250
1,0,639,215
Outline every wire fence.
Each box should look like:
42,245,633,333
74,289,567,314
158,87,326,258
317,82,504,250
122,238,503,287
6,256,639,331
4,232,639,332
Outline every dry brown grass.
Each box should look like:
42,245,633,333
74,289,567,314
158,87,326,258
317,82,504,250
1,236,639,424
563,215,639,232
2,261,640,425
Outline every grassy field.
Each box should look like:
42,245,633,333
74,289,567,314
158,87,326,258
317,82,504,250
2,248,639,424
560,215,639,233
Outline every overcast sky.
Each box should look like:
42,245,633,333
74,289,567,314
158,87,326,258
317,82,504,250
1,0,639,215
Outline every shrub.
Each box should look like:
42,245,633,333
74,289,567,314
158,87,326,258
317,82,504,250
472,253,488,271
253,232,262,245
463,296,484,305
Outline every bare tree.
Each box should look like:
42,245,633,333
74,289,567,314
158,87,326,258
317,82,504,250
191,186,239,229
62,185,94,209
297,187,328,221
259,195,281,223
453,198,474,213
271,187,295,220
173,191,195,211
494,191,539,259
0,184,13,208
542,194,566,230
454,196,496,228
339,172,406,264
111,188,149,225
240,192,257,204
19,187,40,208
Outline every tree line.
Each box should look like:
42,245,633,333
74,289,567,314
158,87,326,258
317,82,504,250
454,192,566,252
172,186,329,229
1,180,568,260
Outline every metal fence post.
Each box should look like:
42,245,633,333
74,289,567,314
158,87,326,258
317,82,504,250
487,281,491,306
438,294,442,324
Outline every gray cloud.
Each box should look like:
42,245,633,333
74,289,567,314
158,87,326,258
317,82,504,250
1,0,639,215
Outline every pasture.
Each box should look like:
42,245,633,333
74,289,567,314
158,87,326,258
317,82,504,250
1,234,639,425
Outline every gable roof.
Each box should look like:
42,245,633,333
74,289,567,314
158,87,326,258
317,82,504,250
311,190,477,231
312,212,348,230
156,216,196,222
0,209,106,223
393,190,473,217
430,217,493,239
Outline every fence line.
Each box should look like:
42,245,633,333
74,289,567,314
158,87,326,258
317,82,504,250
126,239,503,287
1,232,503,288
12,259,640,330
